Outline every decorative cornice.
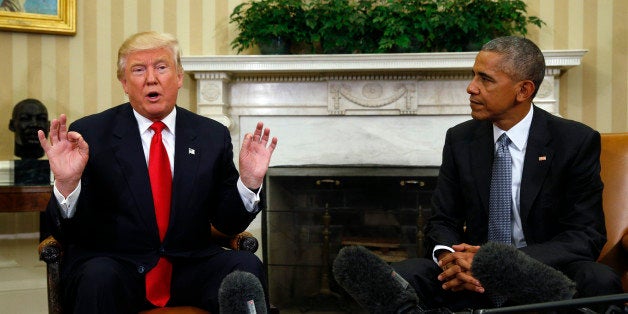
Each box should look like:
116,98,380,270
182,50,587,75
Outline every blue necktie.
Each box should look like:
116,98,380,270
488,133,512,244
487,133,512,307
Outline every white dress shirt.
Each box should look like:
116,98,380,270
432,106,533,262
54,107,261,218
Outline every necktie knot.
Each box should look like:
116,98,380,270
497,133,510,148
150,121,167,134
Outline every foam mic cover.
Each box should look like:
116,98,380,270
333,245,422,313
219,270,267,314
472,242,577,305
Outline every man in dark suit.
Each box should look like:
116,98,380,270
391,36,623,311
37,31,277,313
335,36,623,312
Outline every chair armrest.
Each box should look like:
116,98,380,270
210,226,259,253
38,235,63,314
38,235,62,263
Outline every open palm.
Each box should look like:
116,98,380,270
238,122,277,189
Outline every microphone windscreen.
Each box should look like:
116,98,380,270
333,245,421,313
219,270,267,314
472,242,577,305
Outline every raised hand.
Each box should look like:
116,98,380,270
238,121,277,190
38,114,89,197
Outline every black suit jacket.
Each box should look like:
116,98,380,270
426,106,606,268
45,103,258,275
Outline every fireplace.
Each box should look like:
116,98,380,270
263,166,437,310
181,50,586,309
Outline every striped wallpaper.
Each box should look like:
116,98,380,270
0,0,626,160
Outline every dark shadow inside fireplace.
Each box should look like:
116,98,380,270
263,166,438,312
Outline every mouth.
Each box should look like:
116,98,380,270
146,91,161,102
469,98,482,106
23,128,41,143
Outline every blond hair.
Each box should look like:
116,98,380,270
116,31,183,79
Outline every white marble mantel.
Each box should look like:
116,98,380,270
181,50,586,168
181,51,585,254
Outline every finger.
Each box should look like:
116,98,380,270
438,263,460,281
241,133,253,149
260,127,270,144
38,130,50,152
253,122,263,139
58,114,68,139
461,281,485,293
68,131,86,147
456,256,473,271
438,252,455,266
49,118,60,145
267,137,278,154
456,271,482,287
441,277,462,290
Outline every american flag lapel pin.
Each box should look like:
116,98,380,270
189,148,195,155
538,155,546,161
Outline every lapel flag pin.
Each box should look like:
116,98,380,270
538,156,546,161
189,148,195,155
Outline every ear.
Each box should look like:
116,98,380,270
177,70,184,89
516,80,536,102
119,77,129,94
8,120,15,132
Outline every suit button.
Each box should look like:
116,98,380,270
137,266,145,274
159,247,165,254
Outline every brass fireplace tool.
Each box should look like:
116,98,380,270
301,179,351,312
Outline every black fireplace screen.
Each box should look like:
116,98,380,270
263,167,438,311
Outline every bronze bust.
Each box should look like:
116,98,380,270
9,98,50,159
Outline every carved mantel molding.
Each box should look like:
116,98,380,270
182,50,586,129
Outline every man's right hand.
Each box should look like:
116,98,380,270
38,114,89,197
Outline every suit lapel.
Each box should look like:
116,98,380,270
520,108,553,223
111,105,156,233
471,122,494,213
170,109,201,229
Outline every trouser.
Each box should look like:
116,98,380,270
63,249,267,314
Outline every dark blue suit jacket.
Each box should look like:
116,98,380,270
426,106,606,267
45,103,258,276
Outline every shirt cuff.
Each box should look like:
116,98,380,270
53,180,81,219
432,245,454,264
237,178,261,213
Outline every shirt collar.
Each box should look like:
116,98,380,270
133,107,177,135
492,105,533,151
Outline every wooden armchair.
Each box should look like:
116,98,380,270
598,133,628,292
38,226,260,314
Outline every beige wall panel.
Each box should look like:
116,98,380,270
563,0,584,122
612,0,628,132
596,1,614,131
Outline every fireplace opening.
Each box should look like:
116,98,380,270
263,166,438,312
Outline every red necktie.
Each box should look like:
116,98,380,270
145,121,173,307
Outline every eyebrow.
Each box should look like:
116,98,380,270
129,57,170,68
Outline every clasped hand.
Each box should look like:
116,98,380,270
437,243,485,293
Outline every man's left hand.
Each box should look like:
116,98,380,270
239,121,278,190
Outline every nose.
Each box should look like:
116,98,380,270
467,77,479,95
146,67,157,84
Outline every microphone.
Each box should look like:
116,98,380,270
471,242,577,305
333,245,424,313
218,270,267,314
